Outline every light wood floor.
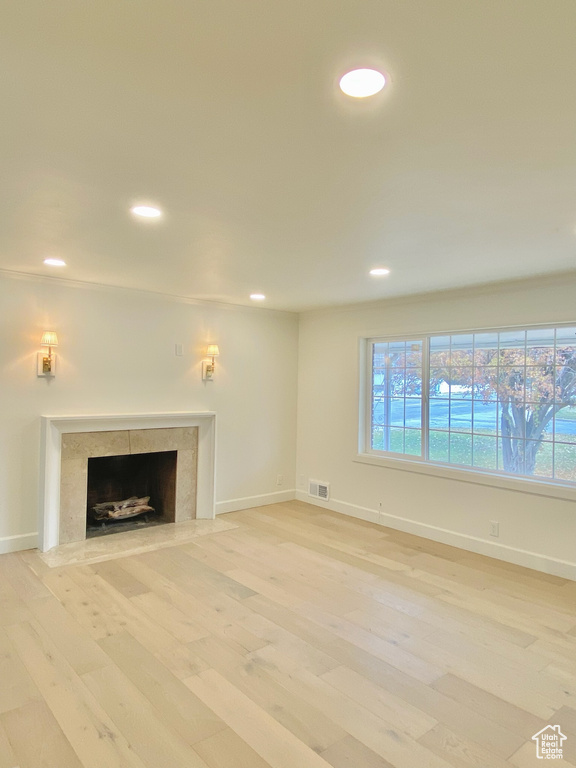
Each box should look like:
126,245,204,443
1,501,575,768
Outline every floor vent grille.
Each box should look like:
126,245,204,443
308,480,330,500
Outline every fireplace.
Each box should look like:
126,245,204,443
39,412,217,552
86,450,177,538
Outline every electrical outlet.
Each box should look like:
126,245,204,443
276,474,284,486
490,520,499,537
175,343,183,356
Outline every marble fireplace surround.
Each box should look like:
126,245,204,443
39,412,216,552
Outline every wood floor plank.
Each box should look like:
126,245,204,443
438,587,574,638
17,548,53,580
295,600,444,684
184,668,339,768
358,582,537,649
0,718,19,768
248,526,538,649
413,624,550,672
248,643,456,768
403,640,576,718
432,673,546,739
402,549,575,616
1,700,83,768
195,533,383,616
141,547,258,601
530,635,576,667
120,555,268,654
241,576,442,682
98,630,227,746
194,728,273,768
321,735,395,768
0,552,51,601
189,634,346,752
418,723,513,768
344,605,441,644
131,590,210,643
554,704,576,735
0,578,31,628
243,594,527,759
0,626,42,715
238,609,341,676
81,663,212,768
24,594,110,676
278,539,398,585
220,567,304,610
5,621,147,768
68,565,196,658
274,542,534,655
152,635,212,680
42,569,123,640
320,665,438,739
91,559,150,598
239,509,433,582
400,635,561,718
179,539,246,575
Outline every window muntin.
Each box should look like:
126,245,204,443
371,340,423,457
367,325,576,485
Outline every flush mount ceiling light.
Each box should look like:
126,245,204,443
340,68,386,98
369,267,391,276
130,205,163,219
43,258,66,267
250,293,266,301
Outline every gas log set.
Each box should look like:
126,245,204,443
89,495,156,523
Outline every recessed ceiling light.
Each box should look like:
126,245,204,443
43,258,66,267
130,205,162,219
369,267,390,276
250,293,266,301
340,69,386,98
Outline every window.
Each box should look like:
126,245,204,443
371,339,423,457
365,324,576,486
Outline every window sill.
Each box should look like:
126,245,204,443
354,452,576,503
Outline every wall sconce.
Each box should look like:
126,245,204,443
202,344,219,381
37,331,58,377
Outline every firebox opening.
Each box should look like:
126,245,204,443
86,450,177,538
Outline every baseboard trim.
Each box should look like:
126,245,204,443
216,490,296,516
295,491,576,581
0,532,38,554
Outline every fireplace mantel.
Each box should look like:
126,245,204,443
39,412,216,552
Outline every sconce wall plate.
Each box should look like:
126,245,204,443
202,360,215,381
37,352,56,376
38,330,58,377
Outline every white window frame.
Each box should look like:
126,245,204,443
356,323,576,503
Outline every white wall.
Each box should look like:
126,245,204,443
4,269,576,579
297,273,576,579
0,272,298,552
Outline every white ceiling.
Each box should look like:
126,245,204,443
1,1,575,312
